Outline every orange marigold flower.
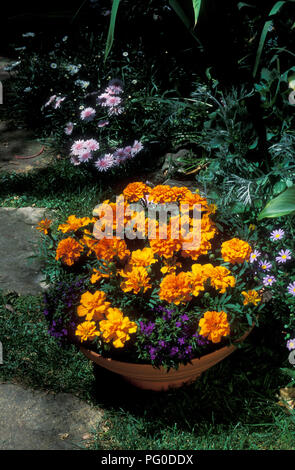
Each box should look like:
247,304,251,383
130,247,157,267
179,190,209,212
55,237,84,266
241,290,261,306
199,310,230,343
150,236,182,259
99,308,137,348
148,185,179,203
159,272,192,305
123,182,151,202
36,218,52,235
77,290,111,321
75,321,100,342
210,266,236,293
90,263,110,284
93,237,130,262
221,238,252,264
181,238,212,261
160,258,182,275
58,215,95,233
189,264,208,297
120,266,152,294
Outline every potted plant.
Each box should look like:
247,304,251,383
39,182,263,391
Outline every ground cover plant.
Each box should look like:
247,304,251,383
1,0,295,452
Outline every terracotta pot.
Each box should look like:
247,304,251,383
80,324,254,392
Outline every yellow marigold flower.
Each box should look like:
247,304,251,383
36,218,52,235
199,310,230,343
130,247,157,267
120,266,152,294
77,290,111,321
58,215,95,233
55,237,84,266
75,321,100,343
159,272,192,305
123,182,151,202
221,238,252,264
210,266,236,293
242,290,261,306
99,308,137,348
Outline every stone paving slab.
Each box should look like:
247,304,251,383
0,207,50,295
0,121,53,174
0,383,103,450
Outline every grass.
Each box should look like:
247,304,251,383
1,290,295,450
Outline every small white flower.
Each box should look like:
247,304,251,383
62,36,68,42
24,87,32,92
131,79,137,85
50,63,57,69
122,51,128,57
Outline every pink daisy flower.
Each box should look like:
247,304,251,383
270,229,285,241
105,95,122,107
71,140,87,156
70,156,81,166
107,106,124,116
98,120,109,128
80,107,96,121
78,151,93,163
64,122,74,135
54,97,66,109
84,139,100,152
94,153,115,172
131,140,143,156
276,249,292,264
105,85,123,95
44,95,56,107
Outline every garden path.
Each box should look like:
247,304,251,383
0,382,103,450
0,207,51,295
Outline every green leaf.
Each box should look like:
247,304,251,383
253,1,286,77
192,0,202,26
258,186,295,219
169,0,191,30
237,2,256,9
272,180,287,196
104,0,121,62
